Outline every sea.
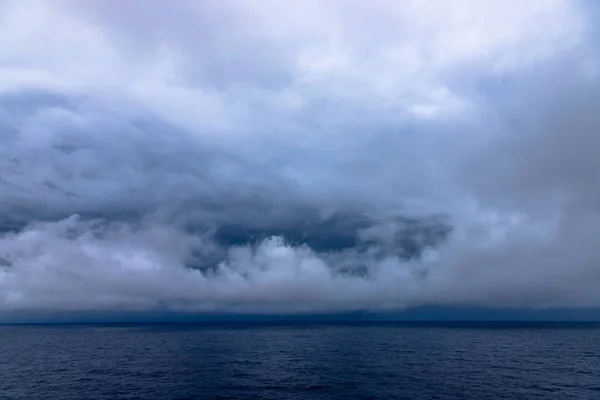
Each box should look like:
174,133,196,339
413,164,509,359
0,322,598,400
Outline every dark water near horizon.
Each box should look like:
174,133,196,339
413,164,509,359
0,322,599,400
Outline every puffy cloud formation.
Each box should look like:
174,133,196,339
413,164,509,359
1,0,599,314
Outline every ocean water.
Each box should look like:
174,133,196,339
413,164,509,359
0,322,599,400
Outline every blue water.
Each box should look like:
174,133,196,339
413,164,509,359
0,322,599,399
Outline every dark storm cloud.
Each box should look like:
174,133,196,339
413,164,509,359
0,0,599,314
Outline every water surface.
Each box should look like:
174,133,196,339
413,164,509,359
0,322,598,399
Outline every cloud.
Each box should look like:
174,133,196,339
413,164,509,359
0,0,599,314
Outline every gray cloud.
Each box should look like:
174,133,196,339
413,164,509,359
0,0,599,315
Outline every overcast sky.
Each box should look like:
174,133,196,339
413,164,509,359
1,0,599,316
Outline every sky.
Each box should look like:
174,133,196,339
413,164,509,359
1,0,600,319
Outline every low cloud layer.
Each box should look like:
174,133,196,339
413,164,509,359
1,0,600,315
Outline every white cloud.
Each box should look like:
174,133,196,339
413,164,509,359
0,0,599,314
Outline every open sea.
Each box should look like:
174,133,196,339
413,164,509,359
0,322,598,400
